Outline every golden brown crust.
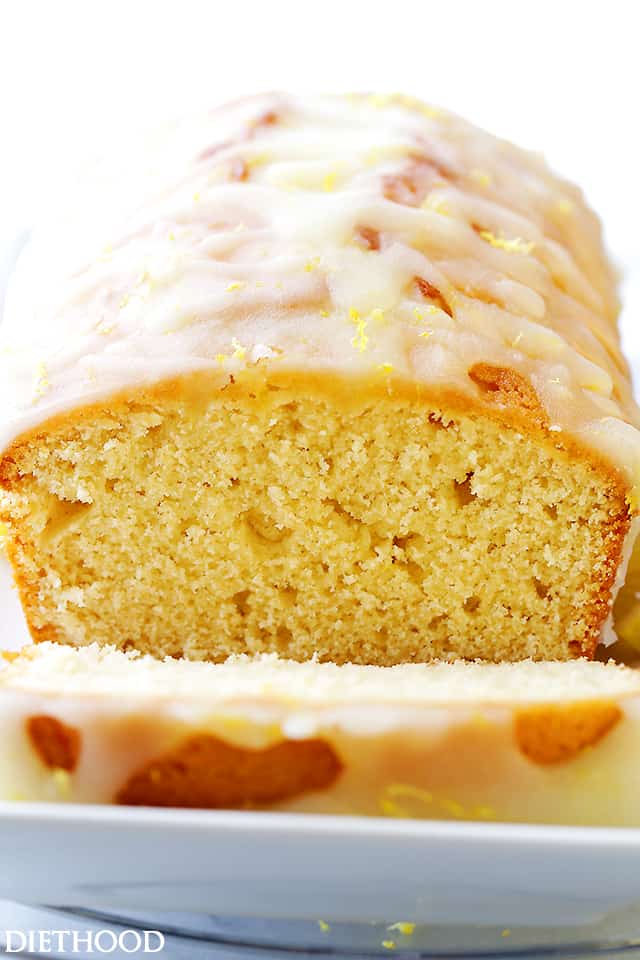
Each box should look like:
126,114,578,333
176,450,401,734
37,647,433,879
26,714,82,772
514,701,622,764
573,493,629,658
1,367,630,497
414,276,454,317
115,734,342,808
467,363,548,427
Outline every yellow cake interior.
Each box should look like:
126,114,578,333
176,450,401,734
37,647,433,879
0,377,628,664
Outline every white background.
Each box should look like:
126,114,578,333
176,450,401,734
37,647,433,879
1,0,639,350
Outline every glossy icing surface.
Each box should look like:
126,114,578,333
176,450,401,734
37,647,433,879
2,646,640,824
1,93,639,497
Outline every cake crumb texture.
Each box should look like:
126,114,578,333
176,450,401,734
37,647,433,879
0,90,638,664
0,380,628,663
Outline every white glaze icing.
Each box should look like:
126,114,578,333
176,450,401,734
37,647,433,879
1,92,639,500
2,646,640,822
601,518,640,645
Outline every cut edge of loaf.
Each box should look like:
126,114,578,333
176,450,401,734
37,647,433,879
0,367,632,665
1,642,640,823
4,641,640,704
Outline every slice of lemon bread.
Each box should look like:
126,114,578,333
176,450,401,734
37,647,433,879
1,93,639,664
2,643,640,825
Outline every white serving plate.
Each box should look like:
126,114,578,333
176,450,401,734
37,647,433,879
1,803,640,929
2,555,640,942
3,806,640,959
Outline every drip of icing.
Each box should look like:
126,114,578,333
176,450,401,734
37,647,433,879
600,517,640,646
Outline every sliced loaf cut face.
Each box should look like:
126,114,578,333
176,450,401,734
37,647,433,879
2,643,640,825
0,374,631,664
1,92,639,664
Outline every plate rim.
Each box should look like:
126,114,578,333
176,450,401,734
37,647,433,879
2,802,640,849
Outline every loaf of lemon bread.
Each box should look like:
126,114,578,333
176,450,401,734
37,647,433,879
1,643,640,825
1,92,639,664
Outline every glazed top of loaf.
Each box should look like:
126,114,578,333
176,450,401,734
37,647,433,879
1,92,639,501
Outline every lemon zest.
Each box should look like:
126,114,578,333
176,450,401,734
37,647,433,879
247,152,271,170
34,362,50,398
478,230,534,255
442,798,466,818
423,194,450,216
349,308,369,352
231,338,246,360
388,923,415,937
386,783,433,802
413,305,438,322
52,768,71,797
382,784,434,813
323,172,337,192
380,797,406,817
555,197,574,215
470,169,491,187
473,805,496,820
